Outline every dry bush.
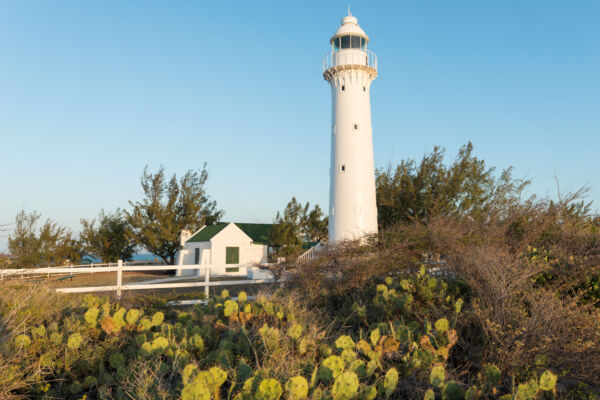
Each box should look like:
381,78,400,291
287,191,600,391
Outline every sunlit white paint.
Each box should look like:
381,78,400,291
324,14,378,242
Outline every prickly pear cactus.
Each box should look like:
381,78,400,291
331,371,359,400
209,366,227,388
182,364,199,385
126,309,141,325
14,334,31,347
287,323,302,340
84,307,100,327
285,376,308,400
539,370,557,391
482,364,501,386
361,386,377,400
151,311,164,327
370,328,380,347
238,291,248,302
255,378,283,400
319,355,345,382
335,335,355,351
516,379,539,400
189,334,204,352
434,318,449,333
109,353,125,370
442,382,465,400
430,365,445,388
224,300,239,317
383,368,398,397
181,380,211,400
67,333,82,350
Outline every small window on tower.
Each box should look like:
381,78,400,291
341,85,345,92
340,164,346,173
353,123,359,131
363,86,366,92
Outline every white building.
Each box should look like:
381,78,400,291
324,12,379,242
176,222,272,276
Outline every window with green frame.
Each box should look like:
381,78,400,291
225,247,239,264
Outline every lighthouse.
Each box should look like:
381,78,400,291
323,12,378,242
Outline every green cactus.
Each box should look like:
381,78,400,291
221,289,230,298
14,334,31,347
67,333,83,350
32,324,46,339
84,307,100,327
188,334,204,352
464,386,479,400
430,365,445,389
516,379,539,400
151,336,169,352
424,389,435,400
276,311,284,320
224,300,239,317
335,335,355,351
366,360,377,377
256,378,283,400
151,312,164,327
288,323,303,340
285,376,309,400
370,329,380,347
360,386,377,400
182,364,199,385
434,318,449,333
244,304,252,314
126,309,142,325
318,355,345,382
454,298,463,314
349,360,366,379
113,307,127,330
298,338,307,354
209,366,227,388
539,370,557,391
50,332,63,345
139,318,152,331
341,349,357,364
442,382,465,400
83,375,97,388
482,364,501,386
238,291,248,302
331,371,359,400
181,381,211,400
109,353,125,370
383,368,398,397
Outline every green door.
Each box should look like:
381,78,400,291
225,247,239,264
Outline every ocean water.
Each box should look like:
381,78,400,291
82,253,162,264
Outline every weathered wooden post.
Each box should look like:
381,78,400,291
117,259,123,298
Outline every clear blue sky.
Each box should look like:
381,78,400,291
1,1,599,251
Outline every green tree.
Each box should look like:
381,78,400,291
126,164,223,264
80,209,136,263
8,211,82,267
270,197,328,257
376,142,529,227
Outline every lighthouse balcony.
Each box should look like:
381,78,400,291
323,49,377,76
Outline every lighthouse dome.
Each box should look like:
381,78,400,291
331,15,369,44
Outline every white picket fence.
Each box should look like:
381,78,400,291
0,261,275,299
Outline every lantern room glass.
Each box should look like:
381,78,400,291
332,35,367,52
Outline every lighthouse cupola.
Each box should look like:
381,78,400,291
323,12,379,243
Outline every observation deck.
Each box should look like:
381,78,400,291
323,49,378,81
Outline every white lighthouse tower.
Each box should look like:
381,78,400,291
323,12,378,242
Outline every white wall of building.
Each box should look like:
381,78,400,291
176,223,269,277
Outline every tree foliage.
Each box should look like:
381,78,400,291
80,209,136,263
126,164,223,264
8,211,82,268
375,142,530,227
270,197,328,256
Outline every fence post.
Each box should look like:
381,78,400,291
117,259,123,298
204,268,210,301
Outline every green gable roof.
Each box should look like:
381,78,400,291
235,223,273,245
187,222,273,244
187,223,228,242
